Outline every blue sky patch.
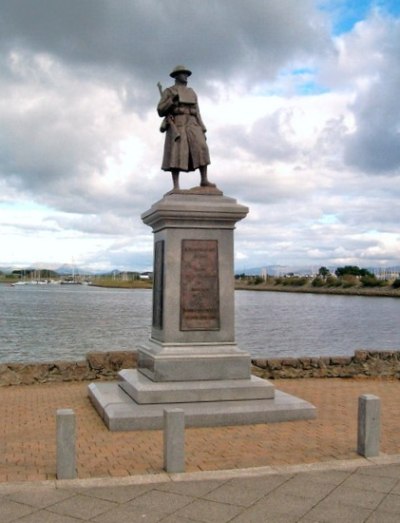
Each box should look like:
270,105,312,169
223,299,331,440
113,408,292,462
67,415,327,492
319,0,400,35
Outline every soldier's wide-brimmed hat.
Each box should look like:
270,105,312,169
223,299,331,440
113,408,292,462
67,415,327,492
170,65,192,78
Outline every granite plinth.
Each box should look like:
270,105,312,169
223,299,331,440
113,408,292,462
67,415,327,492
141,191,249,233
138,341,251,382
118,369,275,404
88,382,316,431
141,192,247,347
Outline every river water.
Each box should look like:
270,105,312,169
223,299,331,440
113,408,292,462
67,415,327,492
0,284,399,363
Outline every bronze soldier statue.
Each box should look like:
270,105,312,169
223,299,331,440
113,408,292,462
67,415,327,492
157,65,215,190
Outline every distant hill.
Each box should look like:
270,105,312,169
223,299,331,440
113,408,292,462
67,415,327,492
0,266,14,274
55,264,95,275
0,264,142,276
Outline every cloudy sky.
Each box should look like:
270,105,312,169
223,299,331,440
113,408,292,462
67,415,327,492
1,0,399,273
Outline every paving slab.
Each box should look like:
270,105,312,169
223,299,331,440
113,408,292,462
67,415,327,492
378,493,400,513
171,498,244,523
46,494,117,520
6,487,75,508
0,459,400,522
366,511,400,523
16,512,83,523
72,483,152,503
0,498,37,523
300,501,373,522
320,484,387,510
339,471,398,492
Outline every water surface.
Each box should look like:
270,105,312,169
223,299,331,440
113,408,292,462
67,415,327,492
0,284,398,362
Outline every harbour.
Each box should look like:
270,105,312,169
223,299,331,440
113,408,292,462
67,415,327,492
0,284,399,364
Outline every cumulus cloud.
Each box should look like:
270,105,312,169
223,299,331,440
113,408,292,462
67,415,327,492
0,1,330,92
0,1,398,270
325,12,400,174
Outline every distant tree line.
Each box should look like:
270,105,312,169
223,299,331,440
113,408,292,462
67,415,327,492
236,265,400,290
334,266,373,277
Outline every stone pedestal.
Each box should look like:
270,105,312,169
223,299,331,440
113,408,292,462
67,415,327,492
138,188,250,382
89,187,315,430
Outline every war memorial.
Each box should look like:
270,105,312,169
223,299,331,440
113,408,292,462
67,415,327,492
89,66,315,430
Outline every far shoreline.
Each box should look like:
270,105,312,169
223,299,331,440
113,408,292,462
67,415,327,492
2,279,399,298
82,280,400,298
235,282,400,298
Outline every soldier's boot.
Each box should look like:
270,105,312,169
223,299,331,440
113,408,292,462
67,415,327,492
200,166,216,187
172,171,180,190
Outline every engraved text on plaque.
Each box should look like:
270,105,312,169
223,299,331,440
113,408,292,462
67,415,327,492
180,239,220,331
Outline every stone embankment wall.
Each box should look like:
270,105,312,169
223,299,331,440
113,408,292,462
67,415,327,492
0,350,400,386
0,351,137,386
251,351,400,379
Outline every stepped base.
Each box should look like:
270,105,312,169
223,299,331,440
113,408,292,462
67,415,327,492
88,380,316,431
118,369,275,404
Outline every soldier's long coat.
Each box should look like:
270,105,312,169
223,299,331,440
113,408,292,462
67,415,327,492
157,85,210,172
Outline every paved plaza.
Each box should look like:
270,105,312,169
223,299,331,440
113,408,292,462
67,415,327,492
1,457,400,522
0,377,399,521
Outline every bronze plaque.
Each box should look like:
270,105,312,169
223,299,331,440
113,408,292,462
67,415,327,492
180,239,220,331
152,240,164,329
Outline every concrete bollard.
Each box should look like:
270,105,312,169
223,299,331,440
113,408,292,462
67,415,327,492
357,394,380,458
163,408,185,473
56,408,77,479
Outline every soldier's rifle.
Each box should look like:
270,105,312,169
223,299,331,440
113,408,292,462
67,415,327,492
157,82,180,142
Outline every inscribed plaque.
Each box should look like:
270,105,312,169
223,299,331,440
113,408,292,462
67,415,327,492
180,239,220,330
152,240,164,329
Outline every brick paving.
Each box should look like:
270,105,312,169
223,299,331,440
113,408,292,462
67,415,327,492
0,378,399,483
